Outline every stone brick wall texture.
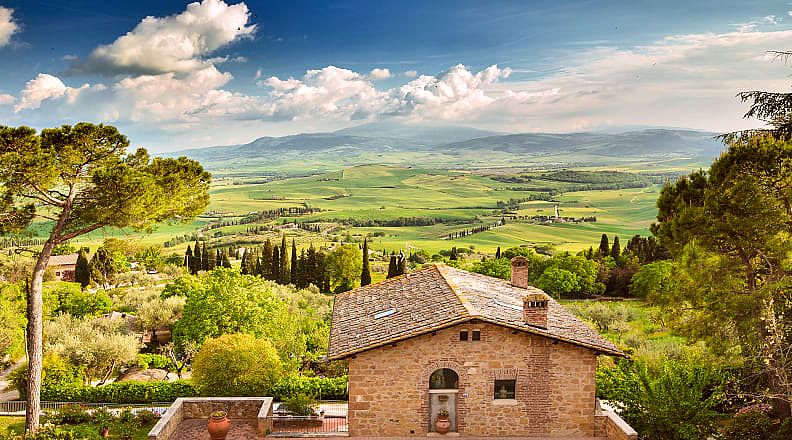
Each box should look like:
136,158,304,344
347,322,597,437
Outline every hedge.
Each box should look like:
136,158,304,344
270,375,348,401
42,380,199,403
40,375,347,404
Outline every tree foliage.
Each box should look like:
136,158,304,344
172,268,304,367
325,244,362,293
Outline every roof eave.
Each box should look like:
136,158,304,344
327,315,625,360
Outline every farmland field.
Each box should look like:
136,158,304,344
38,164,671,257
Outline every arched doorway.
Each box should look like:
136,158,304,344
428,368,458,432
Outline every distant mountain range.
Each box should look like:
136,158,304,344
167,122,724,174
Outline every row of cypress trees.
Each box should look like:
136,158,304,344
185,241,232,274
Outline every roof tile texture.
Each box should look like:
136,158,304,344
328,264,622,359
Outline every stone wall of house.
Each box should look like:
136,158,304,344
347,322,598,437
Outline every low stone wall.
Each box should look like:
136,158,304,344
594,400,638,440
147,399,184,440
147,397,274,440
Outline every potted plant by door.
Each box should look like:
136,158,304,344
208,410,231,440
435,408,450,434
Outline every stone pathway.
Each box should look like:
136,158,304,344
169,418,259,440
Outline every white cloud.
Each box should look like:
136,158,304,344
16,74,69,112
402,70,418,78
0,6,19,47
735,15,782,33
257,64,511,122
80,0,255,75
11,22,792,145
367,68,391,80
61,54,78,61
0,93,14,105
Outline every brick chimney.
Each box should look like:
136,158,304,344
522,292,549,329
510,256,529,289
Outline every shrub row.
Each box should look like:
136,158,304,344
42,380,199,404
270,375,348,401
40,375,348,404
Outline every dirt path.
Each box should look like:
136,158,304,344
0,359,23,401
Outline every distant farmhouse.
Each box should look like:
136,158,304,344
328,258,637,438
46,254,78,282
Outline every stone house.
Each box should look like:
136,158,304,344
46,254,78,282
328,258,636,438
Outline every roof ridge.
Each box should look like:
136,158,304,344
334,262,439,299
434,264,477,317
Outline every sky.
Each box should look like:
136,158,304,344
0,0,791,152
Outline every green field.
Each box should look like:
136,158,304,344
32,164,668,257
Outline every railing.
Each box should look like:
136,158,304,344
0,401,171,415
267,401,348,436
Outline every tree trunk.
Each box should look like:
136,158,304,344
760,297,792,418
25,238,55,434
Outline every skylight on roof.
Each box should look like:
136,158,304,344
493,299,523,311
374,308,397,319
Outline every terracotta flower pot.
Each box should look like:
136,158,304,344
99,426,110,438
435,415,450,434
207,413,231,440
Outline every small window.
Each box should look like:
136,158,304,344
472,330,481,341
494,380,516,399
459,331,468,341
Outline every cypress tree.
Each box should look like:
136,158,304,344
495,246,501,259
214,249,222,270
280,235,289,284
272,246,281,283
75,248,91,289
201,242,209,271
386,253,398,279
221,250,231,268
290,239,298,285
296,249,307,288
611,235,621,259
450,246,458,261
255,256,262,276
261,239,274,280
240,249,250,275
599,233,610,257
185,245,193,271
192,241,202,274
396,251,407,276
361,238,372,286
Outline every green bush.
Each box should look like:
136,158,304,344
9,353,84,396
44,404,92,425
773,418,792,440
722,409,773,440
41,380,198,403
281,393,317,416
0,425,78,440
597,358,728,440
270,375,348,401
36,374,347,404
191,334,283,397
136,353,172,370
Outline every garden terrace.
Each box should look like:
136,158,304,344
147,397,273,440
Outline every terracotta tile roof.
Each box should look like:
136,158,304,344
46,254,78,266
327,263,623,359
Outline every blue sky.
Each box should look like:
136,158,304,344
0,0,791,151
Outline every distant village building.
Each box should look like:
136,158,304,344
46,254,78,282
328,258,636,438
